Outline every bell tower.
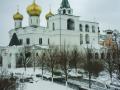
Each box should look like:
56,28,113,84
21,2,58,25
58,0,73,15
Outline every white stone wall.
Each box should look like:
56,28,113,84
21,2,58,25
29,16,40,26
1,46,23,69
9,14,99,49
14,20,22,28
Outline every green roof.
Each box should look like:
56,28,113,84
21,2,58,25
60,0,70,8
9,33,20,46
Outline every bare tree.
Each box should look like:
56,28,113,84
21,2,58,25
113,32,120,79
69,47,80,75
83,47,104,88
84,47,93,88
104,49,115,83
46,46,59,82
39,50,47,80
59,45,70,86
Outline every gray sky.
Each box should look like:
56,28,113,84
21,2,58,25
0,0,120,46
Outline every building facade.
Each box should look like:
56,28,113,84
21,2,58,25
1,0,100,69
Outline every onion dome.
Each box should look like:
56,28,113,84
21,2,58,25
13,11,23,20
27,0,42,16
45,10,54,20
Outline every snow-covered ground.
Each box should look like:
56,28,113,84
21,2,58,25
1,67,120,90
23,79,73,90
6,68,73,90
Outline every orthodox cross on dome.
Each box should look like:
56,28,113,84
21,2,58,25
60,0,70,8
17,5,19,12
49,4,51,11
33,0,36,3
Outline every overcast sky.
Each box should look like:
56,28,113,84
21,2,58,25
0,0,120,46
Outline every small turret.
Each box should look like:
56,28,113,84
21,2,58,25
13,6,23,29
58,0,73,15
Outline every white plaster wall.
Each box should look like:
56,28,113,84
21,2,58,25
15,20,22,28
9,14,99,49
29,16,40,26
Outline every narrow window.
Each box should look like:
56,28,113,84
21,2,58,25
48,38,50,45
15,22,16,27
79,24,82,31
53,23,55,31
39,38,42,45
20,22,22,27
85,24,89,32
98,27,100,33
31,19,32,24
26,38,30,45
92,26,95,33
63,9,66,14
36,19,38,24
68,10,71,14
80,34,83,44
85,34,90,44
19,39,23,45
0,56,2,66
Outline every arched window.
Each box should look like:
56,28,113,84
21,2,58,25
68,10,71,14
63,9,66,14
39,38,42,45
26,38,30,45
95,53,99,59
92,26,95,33
53,23,55,31
67,19,75,30
79,24,82,31
80,34,83,44
85,34,90,44
85,24,89,32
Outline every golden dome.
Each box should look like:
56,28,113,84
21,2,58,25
45,10,54,20
13,12,23,20
27,1,42,16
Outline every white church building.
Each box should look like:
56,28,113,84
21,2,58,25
1,0,101,69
